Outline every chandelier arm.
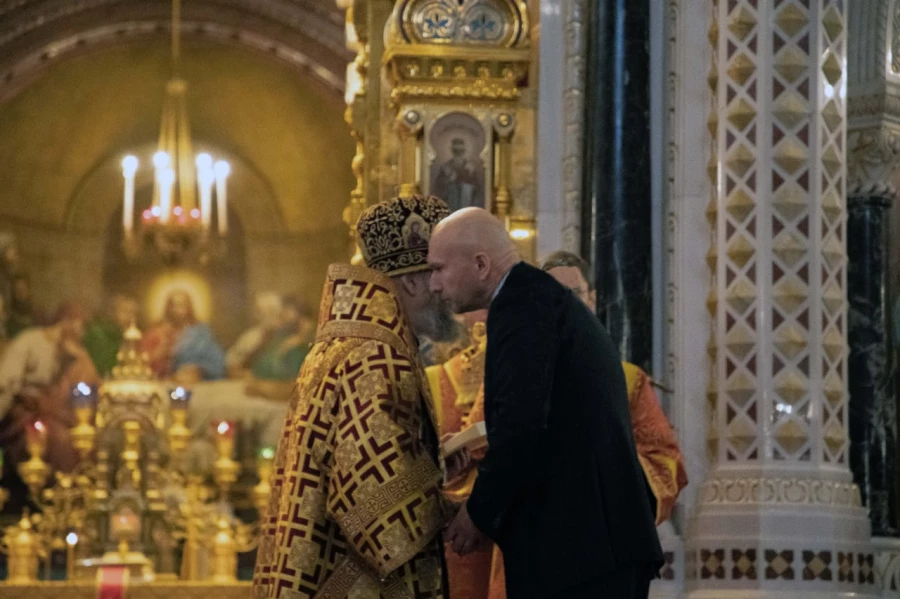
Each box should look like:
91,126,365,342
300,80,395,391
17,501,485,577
172,0,182,75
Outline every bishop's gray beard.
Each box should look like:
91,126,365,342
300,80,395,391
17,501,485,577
412,293,457,343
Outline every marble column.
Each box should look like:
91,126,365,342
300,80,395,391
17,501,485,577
845,124,900,542
581,0,652,370
846,1,900,587
847,190,897,538
689,1,875,596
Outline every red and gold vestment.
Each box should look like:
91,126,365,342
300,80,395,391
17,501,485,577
253,264,448,599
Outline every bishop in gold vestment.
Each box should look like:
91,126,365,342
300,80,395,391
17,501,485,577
253,196,456,599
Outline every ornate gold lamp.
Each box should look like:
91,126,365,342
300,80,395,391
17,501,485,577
120,0,229,264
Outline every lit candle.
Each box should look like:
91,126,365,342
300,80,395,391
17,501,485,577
214,420,236,463
169,386,192,409
121,156,138,233
26,420,47,455
196,153,214,230
71,382,95,409
159,166,175,224
153,151,171,224
216,420,234,439
214,160,230,235
66,532,78,580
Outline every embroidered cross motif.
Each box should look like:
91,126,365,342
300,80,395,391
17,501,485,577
335,439,362,471
368,290,398,322
333,284,357,315
289,538,320,571
356,371,388,402
370,411,401,444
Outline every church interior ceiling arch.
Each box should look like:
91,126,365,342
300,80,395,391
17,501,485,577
0,0,350,100
0,4,356,337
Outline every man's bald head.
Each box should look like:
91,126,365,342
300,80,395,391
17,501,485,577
428,208,520,313
431,207,518,258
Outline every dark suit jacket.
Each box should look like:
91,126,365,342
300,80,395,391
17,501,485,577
466,263,663,598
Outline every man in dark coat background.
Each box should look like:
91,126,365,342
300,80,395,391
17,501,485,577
428,208,662,599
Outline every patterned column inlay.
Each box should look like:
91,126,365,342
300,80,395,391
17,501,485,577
688,0,875,595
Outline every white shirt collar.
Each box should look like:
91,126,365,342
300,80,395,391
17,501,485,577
490,266,515,303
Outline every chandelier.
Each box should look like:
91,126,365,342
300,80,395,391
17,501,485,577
121,0,230,264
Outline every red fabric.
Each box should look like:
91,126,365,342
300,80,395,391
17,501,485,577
96,566,128,599
138,323,176,378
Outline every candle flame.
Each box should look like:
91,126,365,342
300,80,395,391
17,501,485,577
196,153,213,171
214,160,231,179
34,420,45,432
76,382,91,396
153,151,170,169
122,155,138,176
66,532,78,546
217,421,230,435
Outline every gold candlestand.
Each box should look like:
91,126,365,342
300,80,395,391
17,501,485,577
0,324,264,588
0,514,44,584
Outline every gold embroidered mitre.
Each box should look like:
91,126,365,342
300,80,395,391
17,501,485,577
356,195,450,276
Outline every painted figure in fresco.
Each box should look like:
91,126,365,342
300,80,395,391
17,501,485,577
82,294,139,377
6,274,39,338
226,291,283,378
0,233,21,313
249,294,316,381
243,295,318,400
139,290,226,383
429,209,664,599
0,294,7,351
433,137,482,212
0,302,99,511
253,196,464,599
